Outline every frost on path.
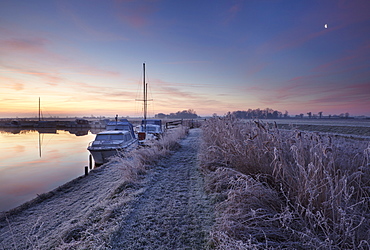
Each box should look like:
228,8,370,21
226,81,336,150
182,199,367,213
111,128,214,249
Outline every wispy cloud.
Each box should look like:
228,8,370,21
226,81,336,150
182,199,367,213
0,75,24,91
0,38,50,53
222,1,243,25
259,1,370,54
245,62,269,76
58,1,128,41
312,43,370,74
114,0,159,28
164,61,210,65
244,75,370,115
307,82,370,105
11,83,24,91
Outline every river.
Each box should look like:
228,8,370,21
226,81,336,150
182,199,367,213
0,128,102,212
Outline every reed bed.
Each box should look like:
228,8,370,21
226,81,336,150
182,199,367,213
200,116,370,249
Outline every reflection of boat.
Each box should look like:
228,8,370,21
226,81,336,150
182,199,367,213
87,130,138,165
2,121,22,128
36,121,57,128
90,120,107,129
67,129,89,136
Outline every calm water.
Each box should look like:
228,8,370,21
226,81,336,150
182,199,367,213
0,128,101,212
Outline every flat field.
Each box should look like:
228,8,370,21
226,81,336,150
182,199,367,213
263,118,370,138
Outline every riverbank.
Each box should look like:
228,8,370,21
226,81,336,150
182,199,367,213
0,127,214,249
0,157,138,249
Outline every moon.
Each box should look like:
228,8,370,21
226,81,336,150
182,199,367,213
325,24,328,29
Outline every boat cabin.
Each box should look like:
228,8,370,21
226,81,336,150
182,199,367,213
87,130,138,165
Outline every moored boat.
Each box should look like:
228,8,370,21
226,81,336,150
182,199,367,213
136,64,165,145
87,130,138,165
137,119,163,145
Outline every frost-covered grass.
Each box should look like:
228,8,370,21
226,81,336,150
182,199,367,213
200,116,370,249
112,125,189,174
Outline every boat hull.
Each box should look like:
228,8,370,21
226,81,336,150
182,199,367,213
88,141,137,165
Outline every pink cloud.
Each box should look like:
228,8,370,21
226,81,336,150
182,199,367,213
0,38,50,54
245,74,319,104
164,61,210,65
222,1,243,25
245,62,269,76
11,83,24,91
0,75,25,91
308,83,370,105
75,65,120,77
146,80,227,113
3,67,65,84
312,43,370,73
114,0,159,28
157,86,198,100
228,2,242,17
58,1,127,41
278,29,330,52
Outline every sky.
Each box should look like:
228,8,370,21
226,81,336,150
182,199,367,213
1,0,369,118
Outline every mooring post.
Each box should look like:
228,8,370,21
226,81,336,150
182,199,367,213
85,166,88,176
89,154,92,169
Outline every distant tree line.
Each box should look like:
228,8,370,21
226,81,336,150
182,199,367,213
229,108,354,119
230,108,289,119
298,112,351,119
155,109,200,119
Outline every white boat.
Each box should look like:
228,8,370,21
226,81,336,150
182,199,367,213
137,119,163,145
87,130,138,165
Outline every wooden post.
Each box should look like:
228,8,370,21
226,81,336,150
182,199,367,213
89,154,92,169
85,166,88,176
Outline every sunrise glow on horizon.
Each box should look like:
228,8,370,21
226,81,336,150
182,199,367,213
1,0,370,118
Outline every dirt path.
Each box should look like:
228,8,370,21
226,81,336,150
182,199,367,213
0,128,214,249
111,128,214,249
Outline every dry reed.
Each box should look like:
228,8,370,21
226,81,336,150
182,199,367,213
200,115,370,249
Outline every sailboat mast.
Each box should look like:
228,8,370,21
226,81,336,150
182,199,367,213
39,97,41,122
143,63,147,129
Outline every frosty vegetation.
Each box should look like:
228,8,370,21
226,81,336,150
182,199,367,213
200,115,370,249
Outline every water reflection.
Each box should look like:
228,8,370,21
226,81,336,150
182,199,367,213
0,128,103,212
